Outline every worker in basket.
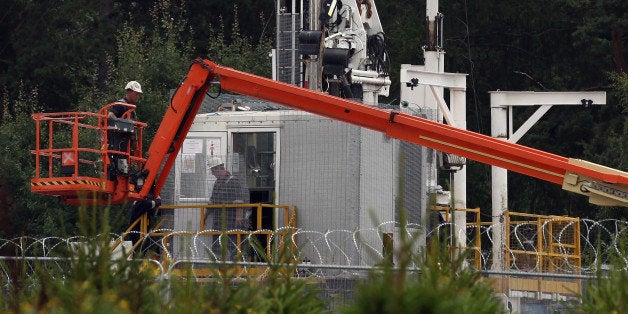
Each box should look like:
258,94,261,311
107,81,142,179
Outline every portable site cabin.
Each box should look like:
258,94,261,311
161,95,437,266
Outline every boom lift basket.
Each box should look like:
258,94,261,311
30,103,147,204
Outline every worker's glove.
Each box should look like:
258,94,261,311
152,198,162,208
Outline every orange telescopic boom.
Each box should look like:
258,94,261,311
30,58,628,206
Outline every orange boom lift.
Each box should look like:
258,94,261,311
31,59,628,207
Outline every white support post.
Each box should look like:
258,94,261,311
451,89,467,249
400,67,468,248
490,105,508,271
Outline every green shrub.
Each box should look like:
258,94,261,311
341,236,505,314
573,230,628,313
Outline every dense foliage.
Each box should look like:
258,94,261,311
0,0,626,239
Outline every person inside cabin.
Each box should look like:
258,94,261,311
204,157,250,260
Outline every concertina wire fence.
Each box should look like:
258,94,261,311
1,217,626,280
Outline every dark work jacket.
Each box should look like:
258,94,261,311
209,173,250,230
210,174,248,205
109,97,137,119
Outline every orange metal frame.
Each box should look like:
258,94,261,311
139,59,215,199
31,103,147,204
205,60,628,187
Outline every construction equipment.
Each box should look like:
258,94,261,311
31,58,628,207
313,0,391,101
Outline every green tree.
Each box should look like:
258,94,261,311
0,84,77,239
112,0,194,141
1,0,119,113
377,1,425,100
186,0,275,58
612,73,628,170
205,4,273,78
566,0,627,74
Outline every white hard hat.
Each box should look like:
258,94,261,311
125,81,142,93
208,157,224,169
